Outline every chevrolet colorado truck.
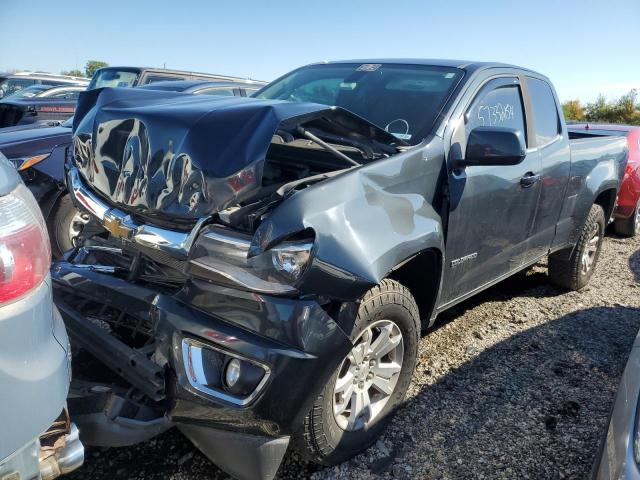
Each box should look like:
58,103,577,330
52,60,627,480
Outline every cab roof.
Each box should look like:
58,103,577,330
323,59,544,76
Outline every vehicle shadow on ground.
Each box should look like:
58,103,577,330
433,264,561,331
335,304,640,480
72,305,638,480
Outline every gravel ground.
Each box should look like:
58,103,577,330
68,234,640,480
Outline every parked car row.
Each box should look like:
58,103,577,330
0,74,267,258
0,59,638,480
0,71,88,99
0,67,266,129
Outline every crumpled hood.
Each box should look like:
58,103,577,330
71,87,399,221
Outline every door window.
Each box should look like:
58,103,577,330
466,83,526,145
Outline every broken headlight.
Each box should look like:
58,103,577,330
188,226,313,295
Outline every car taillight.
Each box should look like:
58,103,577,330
0,183,51,304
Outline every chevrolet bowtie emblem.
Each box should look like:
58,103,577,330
103,211,134,239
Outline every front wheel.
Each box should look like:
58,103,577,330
48,194,90,258
614,199,640,237
548,203,605,290
294,279,420,466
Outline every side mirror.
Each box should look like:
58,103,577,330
459,126,525,168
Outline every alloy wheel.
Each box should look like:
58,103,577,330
68,210,90,245
581,222,600,275
332,319,404,431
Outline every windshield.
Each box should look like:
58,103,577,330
255,63,463,144
88,68,140,89
1,84,50,101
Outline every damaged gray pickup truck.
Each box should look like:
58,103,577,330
52,60,628,480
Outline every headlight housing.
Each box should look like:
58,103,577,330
188,226,314,295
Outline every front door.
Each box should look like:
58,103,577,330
440,77,542,304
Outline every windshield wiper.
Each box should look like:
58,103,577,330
296,126,361,167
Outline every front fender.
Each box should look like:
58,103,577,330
253,140,446,301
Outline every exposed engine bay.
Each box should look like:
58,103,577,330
64,87,409,305
71,87,402,233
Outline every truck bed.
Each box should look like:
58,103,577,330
568,134,628,176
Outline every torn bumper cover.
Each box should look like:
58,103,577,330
52,259,353,480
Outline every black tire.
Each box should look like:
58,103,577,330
294,279,420,466
47,194,87,259
613,199,640,237
548,204,606,291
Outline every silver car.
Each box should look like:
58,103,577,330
593,327,640,479
0,153,83,479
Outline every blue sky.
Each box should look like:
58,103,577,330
1,0,638,102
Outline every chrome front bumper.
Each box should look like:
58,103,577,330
67,167,207,259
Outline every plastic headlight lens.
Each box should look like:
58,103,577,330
189,227,314,294
271,242,312,280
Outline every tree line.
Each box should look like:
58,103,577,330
562,90,640,125
61,60,109,79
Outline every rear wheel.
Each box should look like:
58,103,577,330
48,194,89,258
294,279,420,465
548,204,605,290
613,199,640,237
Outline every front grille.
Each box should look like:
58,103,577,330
56,288,153,347
0,104,25,127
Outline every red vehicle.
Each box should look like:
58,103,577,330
569,124,640,236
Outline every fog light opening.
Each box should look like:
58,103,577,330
182,338,270,406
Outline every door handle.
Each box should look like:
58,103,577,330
520,172,541,188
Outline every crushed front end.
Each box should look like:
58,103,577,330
53,243,352,480
52,88,402,480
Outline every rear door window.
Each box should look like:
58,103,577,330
89,70,139,89
527,77,561,147
48,89,82,99
196,87,236,96
143,75,183,84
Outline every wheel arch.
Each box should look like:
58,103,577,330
593,186,618,221
387,247,443,328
